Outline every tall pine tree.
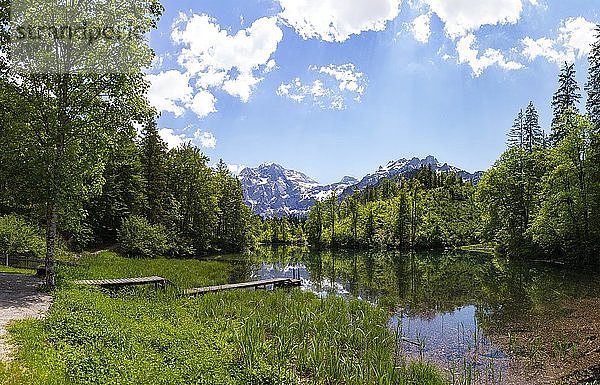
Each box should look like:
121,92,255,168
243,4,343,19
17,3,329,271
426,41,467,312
507,109,525,149
524,101,544,152
551,62,581,144
586,25,600,130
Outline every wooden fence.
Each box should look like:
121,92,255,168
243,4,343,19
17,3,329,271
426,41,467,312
3,255,77,270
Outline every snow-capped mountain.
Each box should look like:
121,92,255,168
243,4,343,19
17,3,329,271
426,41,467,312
342,155,484,196
238,163,358,217
238,156,483,217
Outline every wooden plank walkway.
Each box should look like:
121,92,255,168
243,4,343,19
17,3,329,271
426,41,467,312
184,278,301,296
74,276,167,288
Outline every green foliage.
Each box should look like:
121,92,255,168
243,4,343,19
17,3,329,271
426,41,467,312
306,170,480,250
214,160,253,251
529,114,600,262
140,124,170,227
85,132,146,247
117,216,168,258
477,146,544,256
586,24,600,129
0,214,44,260
479,109,600,263
552,62,581,144
259,216,306,245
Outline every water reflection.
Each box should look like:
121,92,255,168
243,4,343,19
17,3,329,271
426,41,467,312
213,246,600,382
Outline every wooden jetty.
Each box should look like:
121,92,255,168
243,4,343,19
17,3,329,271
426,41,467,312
74,276,168,289
184,278,302,296
75,276,302,294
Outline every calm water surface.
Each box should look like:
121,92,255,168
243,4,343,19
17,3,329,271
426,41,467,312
214,246,600,382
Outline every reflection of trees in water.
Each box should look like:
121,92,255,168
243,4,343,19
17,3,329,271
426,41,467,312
304,250,324,292
239,246,600,332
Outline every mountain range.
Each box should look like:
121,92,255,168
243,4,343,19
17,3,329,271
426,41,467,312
238,156,484,217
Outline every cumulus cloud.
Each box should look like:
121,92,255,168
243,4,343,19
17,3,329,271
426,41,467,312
411,14,432,43
522,17,597,64
158,128,191,149
146,70,193,117
189,91,217,119
406,1,539,75
277,0,401,42
457,34,524,76
172,14,283,102
277,64,367,110
421,0,524,39
158,128,217,150
194,130,217,149
222,73,263,103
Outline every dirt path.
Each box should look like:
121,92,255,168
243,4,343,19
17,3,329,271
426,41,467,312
0,273,52,361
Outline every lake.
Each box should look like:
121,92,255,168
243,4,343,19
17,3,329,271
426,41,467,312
211,246,600,383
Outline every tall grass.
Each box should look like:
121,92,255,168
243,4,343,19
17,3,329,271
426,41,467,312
3,289,447,385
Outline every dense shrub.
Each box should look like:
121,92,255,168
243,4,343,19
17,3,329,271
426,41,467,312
0,214,44,262
117,216,168,258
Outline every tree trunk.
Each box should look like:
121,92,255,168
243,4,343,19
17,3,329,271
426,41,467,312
45,200,57,288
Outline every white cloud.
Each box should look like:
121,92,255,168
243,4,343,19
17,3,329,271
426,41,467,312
158,128,217,150
277,64,367,109
146,70,193,117
264,59,277,74
194,130,217,149
421,0,524,39
222,73,263,103
158,128,191,149
189,91,217,119
226,164,247,175
172,14,283,102
411,14,431,43
277,0,401,42
196,70,228,89
457,34,524,76
522,17,597,64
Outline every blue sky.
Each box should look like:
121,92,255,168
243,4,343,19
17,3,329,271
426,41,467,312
146,0,599,184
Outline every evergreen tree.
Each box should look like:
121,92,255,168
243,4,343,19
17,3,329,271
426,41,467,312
214,160,250,251
394,189,410,248
306,201,324,245
140,124,169,226
508,110,525,149
551,62,581,144
346,193,360,244
524,102,544,152
325,192,337,245
585,25,600,129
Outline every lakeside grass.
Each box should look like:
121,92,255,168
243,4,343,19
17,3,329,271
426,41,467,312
69,251,234,289
1,252,448,385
